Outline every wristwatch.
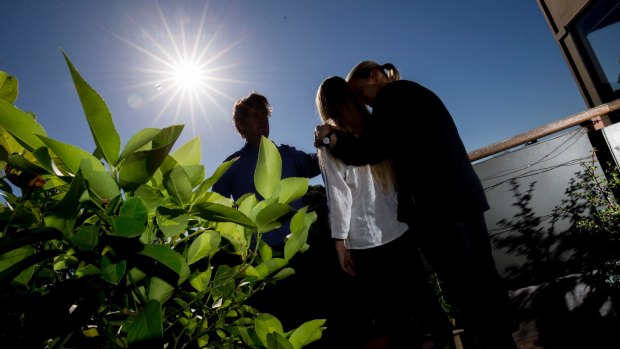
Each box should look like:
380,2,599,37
322,131,335,146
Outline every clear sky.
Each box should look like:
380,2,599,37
1,0,586,186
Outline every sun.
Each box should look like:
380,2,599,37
112,1,248,130
171,61,205,91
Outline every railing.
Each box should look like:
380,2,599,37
468,98,620,162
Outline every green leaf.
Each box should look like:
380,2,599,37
62,51,120,166
267,332,294,349
156,207,188,238
118,150,162,192
257,240,273,261
118,125,184,191
187,230,221,265
70,225,99,250
164,166,192,207
272,267,295,281
0,227,62,255
158,154,177,176
0,131,24,171
6,153,48,175
228,325,261,347
255,136,281,199
127,299,163,347
183,165,205,187
238,193,258,217
153,124,184,148
139,245,190,285
0,100,47,151
128,267,147,285
193,157,237,203
172,136,201,166
148,276,175,304
0,250,59,285
0,245,34,285
255,258,287,279
118,128,159,162
75,263,100,278
204,158,239,189
285,209,316,261
255,313,284,347
277,177,308,204
80,156,120,202
189,268,212,292
36,135,94,175
216,222,247,254
100,255,126,285
191,202,256,228
288,319,326,349
211,264,237,298
49,170,85,221
243,265,260,280
110,216,145,238
255,202,292,233
32,146,57,175
0,71,18,104
134,185,165,214
120,197,149,222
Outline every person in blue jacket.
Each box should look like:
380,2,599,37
213,92,321,248
212,92,323,332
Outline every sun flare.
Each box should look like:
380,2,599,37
113,2,248,130
172,61,205,90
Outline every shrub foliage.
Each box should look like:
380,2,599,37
0,52,324,348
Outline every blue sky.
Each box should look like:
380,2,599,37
1,0,586,186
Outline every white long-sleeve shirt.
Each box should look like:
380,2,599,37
319,149,408,250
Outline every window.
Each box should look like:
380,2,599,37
573,0,620,101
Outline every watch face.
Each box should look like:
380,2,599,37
322,136,330,145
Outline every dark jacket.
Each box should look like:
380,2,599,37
331,80,489,223
213,142,320,246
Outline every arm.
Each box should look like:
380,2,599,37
334,239,355,276
319,149,357,276
281,144,321,179
297,150,321,178
318,149,352,240
314,123,388,166
211,169,231,198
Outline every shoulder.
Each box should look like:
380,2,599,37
223,143,258,161
379,80,440,104
384,80,431,95
223,149,244,162
277,143,294,151
278,143,310,156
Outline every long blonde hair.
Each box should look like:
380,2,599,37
315,76,396,191
345,61,400,83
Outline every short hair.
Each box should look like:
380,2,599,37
232,92,272,136
345,60,400,83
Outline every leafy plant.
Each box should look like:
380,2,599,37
494,157,620,290
493,156,620,348
0,51,324,348
560,160,620,289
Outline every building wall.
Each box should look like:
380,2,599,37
474,127,601,285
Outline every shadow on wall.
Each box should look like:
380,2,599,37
492,162,620,349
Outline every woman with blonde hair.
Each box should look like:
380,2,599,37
316,76,452,349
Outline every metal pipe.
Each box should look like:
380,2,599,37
468,98,620,161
